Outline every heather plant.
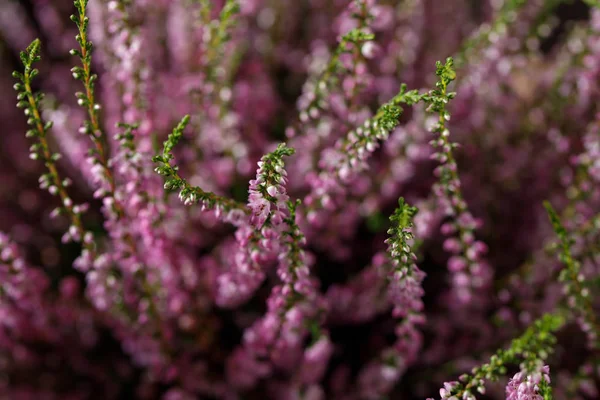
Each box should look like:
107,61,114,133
2,0,600,399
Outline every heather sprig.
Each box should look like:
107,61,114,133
215,143,296,307
384,197,425,323
544,201,600,349
431,313,564,399
280,199,309,292
455,0,528,69
248,143,295,228
309,84,423,212
154,115,248,224
287,0,379,189
243,199,327,361
70,0,116,199
183,0,250,191
424,58,491,304
334,83,423,179
69,2,171,334
189,0,242,121
202,0,240,81
278,199,327,332
103,0,152,136
355,198,426,398
298,27,375,125
310,0,376,100
13,39,96,258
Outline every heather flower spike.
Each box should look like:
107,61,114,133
544,201,600,349
424,57,492,304
154,115,248,225
300,27,375,125
309,84,424,211
385,198,425,325
240,198,330,384
248,143,295,228
71,0,116,198
216,143,297,307
355,198,426,398
13,39,97,268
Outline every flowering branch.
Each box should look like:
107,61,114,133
103,0,152,136
154,115,249,224
243,199,327,356
202,0,240,82
423,58,491,304
307,84,424,212
297,28,376,126
13,39,96,259
70,0,116,199
431,313,564,399
385,197,426,328
216,144,297,307
333,83,423,181
544,201,600,349
356,198,426,398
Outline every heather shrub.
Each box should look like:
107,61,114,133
1,0,600,399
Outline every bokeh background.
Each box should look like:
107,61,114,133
1,0,599,399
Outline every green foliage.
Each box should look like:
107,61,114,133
258,143,296,188
153,116,248,214
201,0,241,80
70,0,114,193
424,57,457,115
388,198,418,238
544,201,600,349
282,199,306,294
385,197,420,280
538,378,554,400
300,1,375,124
423,58,462,191
347,84,425,153
449,313,565,398
13,39,95,252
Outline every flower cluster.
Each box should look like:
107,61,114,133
505,366,552,400
216,144,297,307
